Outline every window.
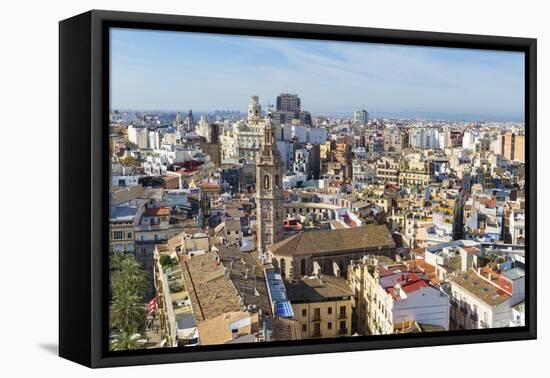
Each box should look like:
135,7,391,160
328,322,332,330
302,324,307,332
127,232,132,239
339,321,346,331
328,307,332,315
113,231,123,240
340,306,346,318
302,309,307,317
314,308,321,320
313,323,321,336
300,259,306,275
264,175,270,190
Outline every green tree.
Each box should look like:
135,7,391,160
109,252,150,340
110,293,146,334
159,254,176,268
109,331,145,351
111,254,149,299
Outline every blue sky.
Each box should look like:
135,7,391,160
110,28,525,120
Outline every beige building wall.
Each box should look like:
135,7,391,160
502,132,514,160
292,299,352,338
514,135,525,162
109,222,134,253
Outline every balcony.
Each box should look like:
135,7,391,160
312,315,322,322
338,313,347,320
338,328,348,336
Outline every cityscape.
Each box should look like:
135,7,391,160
108,30,526,351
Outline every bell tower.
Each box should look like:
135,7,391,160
248,96,262,124
256,114,284,258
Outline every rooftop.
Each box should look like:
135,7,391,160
217,245,273,317
109,205,138,222
180,252,242,321
501,267,525,281
263,317,302,341
450,269,511,306
285,275,353,303
269,225,395,257
144,207,170,217
196,311,257,346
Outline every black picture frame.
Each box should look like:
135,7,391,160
59,9,537,368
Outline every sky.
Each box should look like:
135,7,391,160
110,28,525,121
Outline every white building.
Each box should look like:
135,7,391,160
219,120,263,161
462,129,478,150
365,267,450,335
163,132,178,145
509,209,525,245
149,130,161,150
308,127,328,145
196,116,211,142
128,125,149,149
449,268,523,330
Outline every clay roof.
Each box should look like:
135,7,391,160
450,269,511,306
264,317,302,341
285,275,353,302
144,207,170,217
269,225,395,257
196,311,256,346
180,252,242,320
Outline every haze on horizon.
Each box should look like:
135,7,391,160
110,28,525,122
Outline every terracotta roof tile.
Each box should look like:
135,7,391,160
269,225,395,257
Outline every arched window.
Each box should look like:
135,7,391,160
275,174,279,189
300,259,306,276
280,258,286,278
264,175,270,190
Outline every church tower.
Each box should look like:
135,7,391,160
256,114,284,258
248,96,262,124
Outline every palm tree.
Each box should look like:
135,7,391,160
110,251,127,271
110,293,146,334
111,255,149,299
109,251,150,349
109,331,146,351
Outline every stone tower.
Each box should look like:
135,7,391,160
256,114,284,258
248,96,262,124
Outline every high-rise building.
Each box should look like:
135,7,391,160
276,93,301,112
502,132,514,160
256,115,285,257
353,109,369,125
272,93,312,126
514,134,525,162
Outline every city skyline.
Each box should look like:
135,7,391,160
111,28,525,121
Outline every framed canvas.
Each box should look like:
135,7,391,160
59,10,537,368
